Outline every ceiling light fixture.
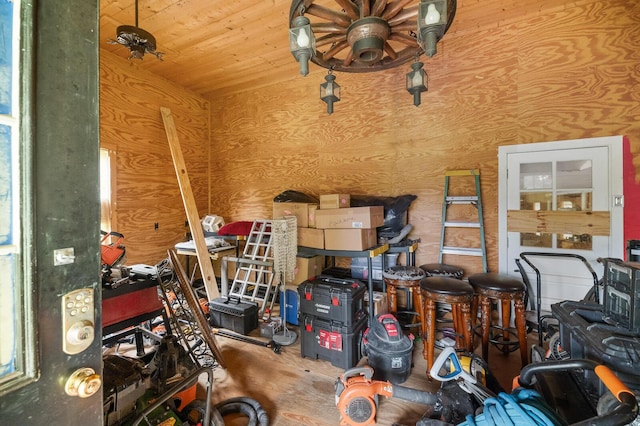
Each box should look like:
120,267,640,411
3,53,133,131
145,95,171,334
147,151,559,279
418,0,449,58
320,69,341,114
289,0,456,112
289,14,316,76
406,59,427,107
109,0,163,60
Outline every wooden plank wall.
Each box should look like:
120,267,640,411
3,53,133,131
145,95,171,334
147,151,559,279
100,51,211,265
99,0,640,275
207,0,640,274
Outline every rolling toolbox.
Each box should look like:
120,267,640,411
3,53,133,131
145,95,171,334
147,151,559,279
298,275,366,326
300,310,368,370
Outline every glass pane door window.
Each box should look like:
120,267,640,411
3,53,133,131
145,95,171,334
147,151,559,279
0,0,34,393
519,160,594,250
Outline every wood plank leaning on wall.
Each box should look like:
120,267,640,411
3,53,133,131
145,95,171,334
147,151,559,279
162,107,219,300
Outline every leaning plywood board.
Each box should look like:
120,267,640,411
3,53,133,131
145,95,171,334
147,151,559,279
161,107,219,300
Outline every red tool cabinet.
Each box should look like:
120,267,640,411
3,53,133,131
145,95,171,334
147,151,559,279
102,278,168,356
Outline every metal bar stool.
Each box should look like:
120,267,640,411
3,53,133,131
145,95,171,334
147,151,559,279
383,266,426,331
419,276,475,373
467,272,528,368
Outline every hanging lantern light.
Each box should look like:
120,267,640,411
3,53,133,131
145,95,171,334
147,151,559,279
406,61,428,107
289,15,316,76
418,0,448,58
320,70,341,114
288,0,456,108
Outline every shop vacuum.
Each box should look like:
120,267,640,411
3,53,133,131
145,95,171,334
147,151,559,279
362,314,414,384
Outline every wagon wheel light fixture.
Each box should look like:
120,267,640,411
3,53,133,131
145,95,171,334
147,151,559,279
289,0,456,113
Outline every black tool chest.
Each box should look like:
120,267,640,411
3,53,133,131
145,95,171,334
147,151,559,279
298,275,367,369
209,296,259,335
298,275,366,325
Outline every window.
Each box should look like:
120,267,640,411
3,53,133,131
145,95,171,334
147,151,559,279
100,148,115,232
0,0,36,393
518,160,594,250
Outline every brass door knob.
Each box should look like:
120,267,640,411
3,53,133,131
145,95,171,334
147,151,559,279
64,367,102,398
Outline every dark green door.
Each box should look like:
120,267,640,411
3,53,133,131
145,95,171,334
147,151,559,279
0,1,102,424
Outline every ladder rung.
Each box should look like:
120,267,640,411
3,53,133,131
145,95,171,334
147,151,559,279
445,169,480,177
444,221,480,228
446,196,478,204
440,170,487,272
442,247,484,256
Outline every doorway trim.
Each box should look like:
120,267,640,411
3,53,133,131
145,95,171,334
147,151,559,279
497,135,625,274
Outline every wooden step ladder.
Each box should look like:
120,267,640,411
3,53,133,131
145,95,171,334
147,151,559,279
438,169,488,272
226,220,278,315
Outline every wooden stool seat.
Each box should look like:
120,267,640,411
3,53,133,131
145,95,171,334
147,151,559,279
468,273,528,368
419,263,464,279
419,276,474,373
468,273,525,292
383,266,426,328
419,263,464,328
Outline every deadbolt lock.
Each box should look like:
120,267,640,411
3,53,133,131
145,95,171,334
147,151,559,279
64,367,102,398
62,288,95,354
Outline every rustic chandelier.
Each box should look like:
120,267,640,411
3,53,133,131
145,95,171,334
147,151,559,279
289,0,456,113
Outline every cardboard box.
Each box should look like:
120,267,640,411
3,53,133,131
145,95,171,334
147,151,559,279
292,254,325,285
320,194,350,209
315,206,384,229
364,291,389,316
324,228,377,251
308,204,318,228
298,227,325,249
273,202,318,228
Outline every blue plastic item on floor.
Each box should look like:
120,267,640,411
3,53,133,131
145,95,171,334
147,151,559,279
457,388,564,426
279,288,299,325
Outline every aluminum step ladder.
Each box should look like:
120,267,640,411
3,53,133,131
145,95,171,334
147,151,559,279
226,219,277,315
439,169,488,272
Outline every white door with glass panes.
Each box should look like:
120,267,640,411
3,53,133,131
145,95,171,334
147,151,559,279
498,137,624,312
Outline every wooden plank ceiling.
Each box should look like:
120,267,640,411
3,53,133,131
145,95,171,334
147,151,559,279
99,0,581,99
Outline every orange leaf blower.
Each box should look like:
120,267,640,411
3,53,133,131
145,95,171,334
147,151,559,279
335,365,439,426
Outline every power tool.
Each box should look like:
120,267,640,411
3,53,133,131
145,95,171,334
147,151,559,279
334,365,439,426
335,348,492,426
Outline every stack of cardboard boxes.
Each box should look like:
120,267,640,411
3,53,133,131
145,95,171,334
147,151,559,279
315,194,384,251
272,194,385,282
